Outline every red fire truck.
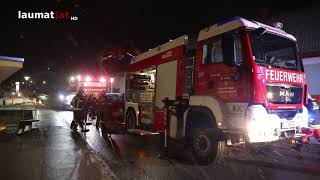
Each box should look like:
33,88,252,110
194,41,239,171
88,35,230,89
116,16,309,163
65,75,108,105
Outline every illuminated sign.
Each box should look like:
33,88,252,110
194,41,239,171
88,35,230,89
15,82,20,93
265,69,304,84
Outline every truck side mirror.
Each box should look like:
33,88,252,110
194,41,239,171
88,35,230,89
222,34,236,66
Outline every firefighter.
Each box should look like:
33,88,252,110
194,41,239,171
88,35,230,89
86,93,97,120
70,88,85,130
96,90,107,130
82,93,91,126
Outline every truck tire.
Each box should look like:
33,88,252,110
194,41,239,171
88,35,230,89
126,109,136,130
191,128,226,165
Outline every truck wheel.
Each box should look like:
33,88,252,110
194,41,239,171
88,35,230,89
191,128,226,165
126,110,136,130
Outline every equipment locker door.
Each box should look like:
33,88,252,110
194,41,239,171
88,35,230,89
155,60,178,109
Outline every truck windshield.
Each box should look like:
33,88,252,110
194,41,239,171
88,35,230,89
249,32,303,71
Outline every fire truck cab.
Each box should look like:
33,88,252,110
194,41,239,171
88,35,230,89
124,16,308,163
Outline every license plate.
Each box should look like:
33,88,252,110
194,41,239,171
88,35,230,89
281,121,295,129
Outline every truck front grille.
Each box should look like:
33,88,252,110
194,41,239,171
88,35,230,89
266,84,302,104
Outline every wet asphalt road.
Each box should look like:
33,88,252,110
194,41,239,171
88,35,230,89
2,109,319,180
64,110,320,180
0,109,116,180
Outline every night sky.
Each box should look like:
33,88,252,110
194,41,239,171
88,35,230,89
0,1,316,75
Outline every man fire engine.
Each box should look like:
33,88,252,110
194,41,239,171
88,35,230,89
65,75,108,106
113,16,309,164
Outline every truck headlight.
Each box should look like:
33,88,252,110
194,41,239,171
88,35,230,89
247,120,264,136
266,92,274,99
59,94,65,101
245,105,277,142
246,105,269,123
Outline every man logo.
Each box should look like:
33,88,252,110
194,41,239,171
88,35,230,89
279,88,294,102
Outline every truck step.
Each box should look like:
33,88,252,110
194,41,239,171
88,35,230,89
20,119,40,122
127,129,159,136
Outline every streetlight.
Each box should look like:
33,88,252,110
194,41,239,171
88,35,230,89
110,77,114,93
15,82,20,93
24,76,30,81
43,81,46,85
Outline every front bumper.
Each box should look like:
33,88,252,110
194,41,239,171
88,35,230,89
245,105,308,143
269,106,309,132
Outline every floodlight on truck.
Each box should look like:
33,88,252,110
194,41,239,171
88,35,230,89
85,76,92,82
100,77,106,83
